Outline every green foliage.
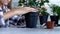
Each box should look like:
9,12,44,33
18,0,49,7
49,4,60,19
18,0,40,8
40,0,49,16
49,4,60,15
41,10,48,16
40,0,49,6
40,8,48,16
18,0,49,16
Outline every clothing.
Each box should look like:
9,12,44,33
0,7,5,26
0,5,25,26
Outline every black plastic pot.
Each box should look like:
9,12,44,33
39,15,48,25
50,16,59,26
25,12,38,28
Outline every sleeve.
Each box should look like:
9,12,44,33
0,11,5,26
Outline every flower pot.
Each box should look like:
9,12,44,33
39,15,48,25
46,21,54,29
50,16,59,26
25,12,38,28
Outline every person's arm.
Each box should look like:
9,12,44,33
3,10,17,20
3,7,38,20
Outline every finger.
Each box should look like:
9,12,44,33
29,8,38,12
32,9,38,12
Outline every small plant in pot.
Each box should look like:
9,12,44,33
39,0,49,27
18,0,39,28
39,6,49,26
49,4,60,26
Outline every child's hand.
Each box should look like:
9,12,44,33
14,6,38,15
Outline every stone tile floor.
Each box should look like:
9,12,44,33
0,27,60,34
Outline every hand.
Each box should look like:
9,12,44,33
14,6,38,15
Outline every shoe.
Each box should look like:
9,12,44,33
40,23,46,29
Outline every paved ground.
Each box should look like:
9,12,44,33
0,27,60,34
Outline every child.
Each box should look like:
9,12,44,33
0,0,38,27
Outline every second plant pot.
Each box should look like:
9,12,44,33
25,12,38,28
39,15,48,25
